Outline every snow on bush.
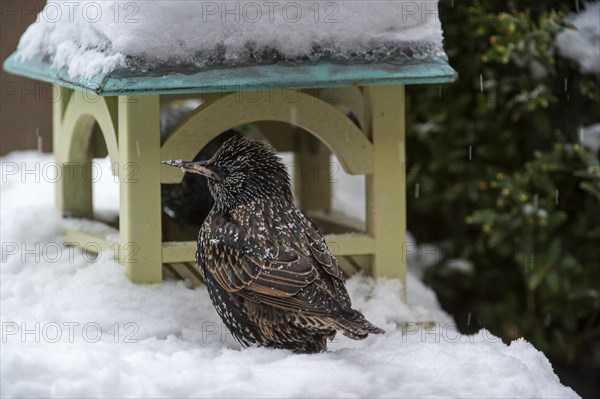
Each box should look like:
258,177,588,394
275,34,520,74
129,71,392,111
580,123,600,153
0,152,579,397
16,1,446,79
556,1,600,74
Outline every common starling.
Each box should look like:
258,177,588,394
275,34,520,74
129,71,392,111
163,135,384,353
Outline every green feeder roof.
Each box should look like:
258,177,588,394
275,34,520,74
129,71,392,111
4,53,457,97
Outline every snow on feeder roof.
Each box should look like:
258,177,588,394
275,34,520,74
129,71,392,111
4,1,457,95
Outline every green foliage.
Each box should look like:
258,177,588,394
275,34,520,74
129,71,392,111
406,0,600,362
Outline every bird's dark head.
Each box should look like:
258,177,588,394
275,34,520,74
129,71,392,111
162,135,293,210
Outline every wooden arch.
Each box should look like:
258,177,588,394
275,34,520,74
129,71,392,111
160,89,374,184
58,91,119,166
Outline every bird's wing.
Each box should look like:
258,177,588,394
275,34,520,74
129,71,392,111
203,218,317,296
304,218,344,281
203,221,345,315
301,217,353,309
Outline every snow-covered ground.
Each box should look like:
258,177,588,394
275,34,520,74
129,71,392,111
1,151,579,398
16,1,446,79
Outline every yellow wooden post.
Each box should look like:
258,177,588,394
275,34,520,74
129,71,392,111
56,162,94,218
52,85,94,218
52,84,72,148
366,85,407,298
118,95,162,283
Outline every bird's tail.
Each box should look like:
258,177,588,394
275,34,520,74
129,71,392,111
332,309,385,340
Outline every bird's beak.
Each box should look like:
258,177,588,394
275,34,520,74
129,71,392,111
161,160,221,181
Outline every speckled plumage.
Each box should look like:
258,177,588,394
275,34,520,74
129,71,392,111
168,135,384,353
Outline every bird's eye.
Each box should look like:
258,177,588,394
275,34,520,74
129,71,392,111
211,167,224,182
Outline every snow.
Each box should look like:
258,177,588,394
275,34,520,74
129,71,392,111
1,151,579,398
16,1,446,79
556,2,600,74
580,123,600,153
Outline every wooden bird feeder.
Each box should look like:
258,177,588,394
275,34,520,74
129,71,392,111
4,43,456,298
